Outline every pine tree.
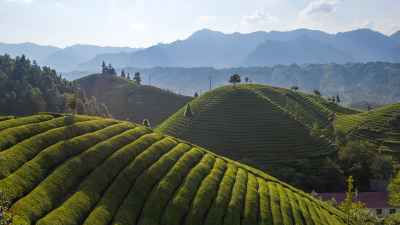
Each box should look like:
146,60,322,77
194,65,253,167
337,94,341,103
184,102,193,117
121,70,126,78
134,72,141,84
102,61,107,74
194,92,198,98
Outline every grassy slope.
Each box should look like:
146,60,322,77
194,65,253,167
0,114,349,224
334,103,400,157
76,73,193,126
156,84,360,169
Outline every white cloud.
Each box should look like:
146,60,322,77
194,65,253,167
198,15,217,22
241,10,278,24
129,23,147,31
349,18,400,35
5,0,32,3
300,0,338,17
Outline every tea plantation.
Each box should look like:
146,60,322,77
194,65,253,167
76,73,193,126
334,103,400,158
0,114,349,224
156,84,359,170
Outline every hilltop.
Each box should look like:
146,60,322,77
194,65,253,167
156,84,360,190
334,103,400,158
0,114,348,224
76,73,193,126
82,62,400,106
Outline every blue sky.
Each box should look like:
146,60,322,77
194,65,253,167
0,0,399,48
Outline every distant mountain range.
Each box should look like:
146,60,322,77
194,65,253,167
0,28,399,73
0,43,140,72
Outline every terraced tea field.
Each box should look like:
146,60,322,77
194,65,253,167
157,84,359,169
76,73,193,126
334,103,400,158
0,114,349,224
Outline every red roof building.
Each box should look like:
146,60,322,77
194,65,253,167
317,192,399,217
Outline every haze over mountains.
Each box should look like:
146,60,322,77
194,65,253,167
1,28,399,73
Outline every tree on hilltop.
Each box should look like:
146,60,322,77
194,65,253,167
229,74,241,87
101,62,117,75
102,61,107,74
313,88,321,102
291,86,299,91
245,77,249,83
134,72,141,84
194,92,198,98
121,70,126,78
336,94,341,103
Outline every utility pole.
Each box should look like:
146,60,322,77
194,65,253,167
209,75,211,91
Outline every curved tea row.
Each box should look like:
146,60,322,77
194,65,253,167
0,115,348,224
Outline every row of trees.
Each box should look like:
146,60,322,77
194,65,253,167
120,70,141,84
101,62,142,84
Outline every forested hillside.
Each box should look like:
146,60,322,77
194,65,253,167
0,54,111,117
0,114,349,224
76,73,193,126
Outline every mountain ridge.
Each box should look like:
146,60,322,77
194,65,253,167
2,28,399,73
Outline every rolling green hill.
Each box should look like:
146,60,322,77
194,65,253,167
157,84,360,171
334,103,400,158
0,114,348,224
76,73,193,126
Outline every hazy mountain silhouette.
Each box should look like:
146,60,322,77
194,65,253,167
244,35,354,66
1,28,399,73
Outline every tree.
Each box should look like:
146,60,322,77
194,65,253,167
194,92,198,98
340,176,365,224
367,104,371,111
312,88,321,102
121,70,126,78
245,77,249,83
228,74,241,87
291,86,299,91
332,96,336,103
127,73,130,80
388,171,400,207
68,94,80,115
143,119,151,128
37,99,46,112
134,72,141,84
184,102,193,117
339,140,394,189
102,61,107,74
336,94,341,103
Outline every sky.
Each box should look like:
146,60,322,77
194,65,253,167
0,0,399,48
